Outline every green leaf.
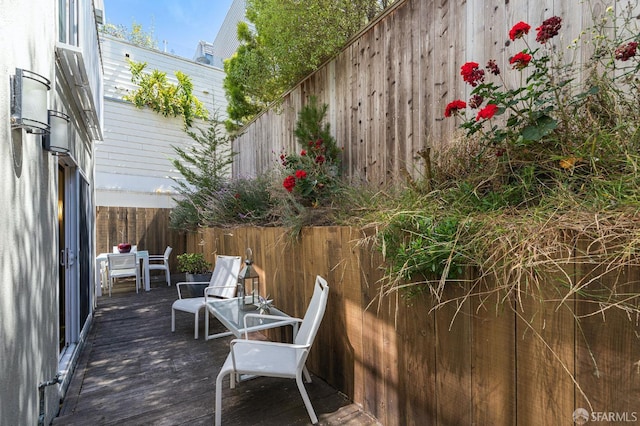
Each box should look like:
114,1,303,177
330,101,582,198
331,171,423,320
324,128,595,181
521,115,557,141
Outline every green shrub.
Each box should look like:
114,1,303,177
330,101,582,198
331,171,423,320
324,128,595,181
176,253,211,274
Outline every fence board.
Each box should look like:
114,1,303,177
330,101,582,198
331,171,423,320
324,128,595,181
435,283,473,425
232,0,597,186
95,206,187,272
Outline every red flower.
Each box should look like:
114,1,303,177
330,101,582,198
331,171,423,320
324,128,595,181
510,52,532,69
444,100,467,117
300,149,307,156
315,155,326,165
476,104,498,121
615,41,638,61
509,21,531,41
283,175,296,192
295,169,307,179
460,62,485,87
315,138,323,148
536,16,562,44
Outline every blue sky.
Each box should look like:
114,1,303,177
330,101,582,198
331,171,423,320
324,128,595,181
103,0,235,59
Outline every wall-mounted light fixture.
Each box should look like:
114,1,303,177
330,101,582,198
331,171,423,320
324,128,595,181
10,68,51,134
43,110,71,154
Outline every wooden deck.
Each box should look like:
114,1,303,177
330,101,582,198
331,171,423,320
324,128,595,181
54,278,380,426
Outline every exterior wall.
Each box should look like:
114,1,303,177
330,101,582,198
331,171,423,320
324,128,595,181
97,36,228,208
0,1,102,425
209,0,248,68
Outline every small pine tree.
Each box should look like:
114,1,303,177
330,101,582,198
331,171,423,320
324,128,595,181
169,118,235,230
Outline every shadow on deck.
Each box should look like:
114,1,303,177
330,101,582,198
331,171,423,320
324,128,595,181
53,278,380,426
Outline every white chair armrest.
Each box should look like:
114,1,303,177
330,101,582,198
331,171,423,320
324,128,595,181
242,313,302,338
230,338,309,350
176,281,209,299
204,285,237,300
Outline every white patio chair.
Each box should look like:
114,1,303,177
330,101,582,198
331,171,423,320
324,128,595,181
171,255,242,339
148,246,173,286
215,275,330,426
107,253,140,296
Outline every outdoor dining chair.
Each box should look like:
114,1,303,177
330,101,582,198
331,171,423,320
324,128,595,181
148,246,173,286
107,252,140,296
215,275,330,425
171,255,242,339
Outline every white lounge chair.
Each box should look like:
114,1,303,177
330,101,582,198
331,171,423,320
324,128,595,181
171,255,242,339
215,275,330,425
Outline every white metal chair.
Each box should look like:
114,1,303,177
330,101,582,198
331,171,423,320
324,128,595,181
215,275,330,425
107,253,140,296
148,246,173,286
171,255,242,339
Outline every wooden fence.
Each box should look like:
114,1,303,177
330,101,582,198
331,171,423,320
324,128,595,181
95,206,187,271
232,0,612,186
187,226,640,425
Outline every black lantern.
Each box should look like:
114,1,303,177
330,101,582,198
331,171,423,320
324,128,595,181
237,248,260,308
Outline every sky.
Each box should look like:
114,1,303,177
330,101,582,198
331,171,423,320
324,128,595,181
103,0,235,59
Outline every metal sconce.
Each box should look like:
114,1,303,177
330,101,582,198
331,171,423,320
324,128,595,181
44,110,71,154
237,248,260,309
10,68,51,134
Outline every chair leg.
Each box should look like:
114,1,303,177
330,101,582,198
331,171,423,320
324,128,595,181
165,268,171,286
215,367,230,426
194,311,199,339
296,373,318,424
171,308,175,332
303,366,312,383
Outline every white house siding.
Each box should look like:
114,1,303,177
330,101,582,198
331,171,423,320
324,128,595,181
98,36,228,208
0,1,102,425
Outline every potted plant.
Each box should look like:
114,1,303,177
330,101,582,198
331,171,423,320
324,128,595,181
176,253,212,282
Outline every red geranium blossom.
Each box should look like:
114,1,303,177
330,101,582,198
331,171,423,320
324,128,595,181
476,104,498,121
615,41,638,61
460,62,485,87
509,21,531,41
295,169,307,179
283,175,296,192
536,16,562,44
315,155,326,165
510,52,532,69
300,149,307,156
444,100,467,117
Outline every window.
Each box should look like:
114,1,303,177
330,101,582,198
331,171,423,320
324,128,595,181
58,0,78,46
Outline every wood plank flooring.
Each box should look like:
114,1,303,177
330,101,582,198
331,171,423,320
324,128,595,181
53,278,380,426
